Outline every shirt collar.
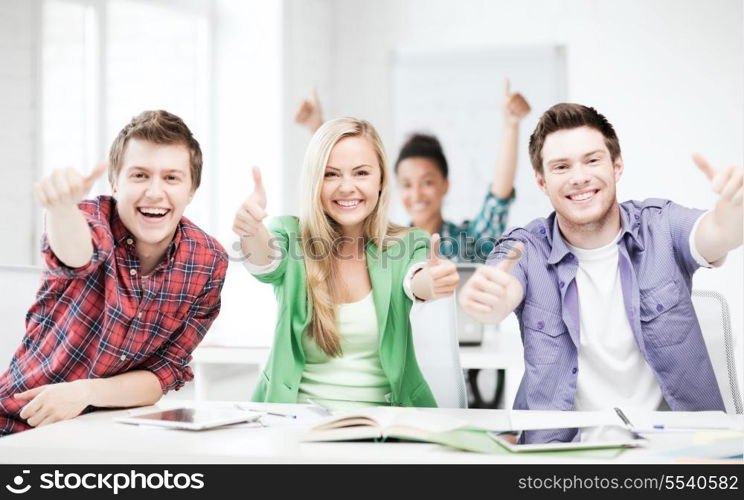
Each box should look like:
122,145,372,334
617,202,645,251
546,202,643,265
110,206,131,246
546,212,573,265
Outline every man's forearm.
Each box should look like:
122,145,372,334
696,201,743,263
84,370,163,408
46,205,94,268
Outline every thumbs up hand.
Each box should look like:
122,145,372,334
690,153,743,264
33,162,108,209
693,153,743,207
459,241,525,324
425,233,459,299
409,233,459,301
293,87,324,133
502,78,531,125
233,167,268,238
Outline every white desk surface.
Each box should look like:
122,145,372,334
1,400,740,465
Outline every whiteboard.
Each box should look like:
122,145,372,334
390,46,567,230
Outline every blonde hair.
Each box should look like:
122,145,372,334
300,117,406,357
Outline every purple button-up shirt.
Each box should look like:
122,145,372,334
488,199,724,441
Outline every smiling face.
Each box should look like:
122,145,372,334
320,135,382,236
536,126,623,231
396,157,448,227
112,138,194,258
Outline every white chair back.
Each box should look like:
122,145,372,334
0,265,42,370
410,296,467,408
693,290,743,414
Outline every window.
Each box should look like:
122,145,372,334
40,0,211,226
38,0,284,348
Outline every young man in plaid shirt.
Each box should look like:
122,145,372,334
0,110,228,435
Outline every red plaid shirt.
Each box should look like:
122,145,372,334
0,196,227,434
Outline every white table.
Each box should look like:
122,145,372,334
1,401,740,464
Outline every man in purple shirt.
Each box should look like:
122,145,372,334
459,103,742,442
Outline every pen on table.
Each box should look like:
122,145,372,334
304,398,333,417
234,404,297,419
614,407,649,440
644,425,713,432
614,407,634,430
264,411,297,419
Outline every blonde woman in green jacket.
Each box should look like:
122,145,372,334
232,117,459,409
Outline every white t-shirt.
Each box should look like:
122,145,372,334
568,232,663,412
569,214,716,411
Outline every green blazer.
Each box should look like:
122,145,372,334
251,216,437,407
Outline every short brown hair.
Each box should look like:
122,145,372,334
108,110,203,190
528,103,621,175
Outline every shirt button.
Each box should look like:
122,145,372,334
126,238,134,245
170,258,174,264
536,321,545,330
572,367,578,374
120,354,126,361
566,254,574,260
559,281,565,288
539,227,546,235
634,214,640,221
130,268,137,276
138,312,143,319
656,304,664,312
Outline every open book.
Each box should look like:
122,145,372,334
301,407,631,456
303,407,522,454
303,406,469,443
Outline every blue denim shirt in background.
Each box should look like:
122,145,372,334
488,199,725,442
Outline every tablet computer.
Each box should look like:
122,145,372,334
115,407,262,431
488,425,645,452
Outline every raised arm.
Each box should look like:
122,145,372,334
691,154,743,263
33,163,107,268
293,87,324,134
491,80,530,199
233,167,278,266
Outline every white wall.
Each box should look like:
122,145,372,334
282,0,334,214
282,0,744,380
0,0,39,266
203,0,284,348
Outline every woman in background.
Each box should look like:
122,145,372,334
233,117,459,410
